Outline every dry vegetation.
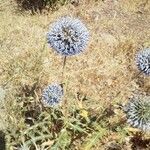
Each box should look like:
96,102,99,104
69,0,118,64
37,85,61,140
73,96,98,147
0,0,150,149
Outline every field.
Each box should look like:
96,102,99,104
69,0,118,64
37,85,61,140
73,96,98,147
0,0,150,149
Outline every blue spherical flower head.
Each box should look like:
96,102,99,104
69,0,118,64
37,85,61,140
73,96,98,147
42,84,63,107
136,48,150,75
123,95,150,132
47,16,89,56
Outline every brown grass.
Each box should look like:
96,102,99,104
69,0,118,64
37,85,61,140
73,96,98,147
0,0,150,149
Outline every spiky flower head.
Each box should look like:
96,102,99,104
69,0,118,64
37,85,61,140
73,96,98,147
42,84,63,107
136,48,150,75
123,95,150,132
47,16,89,56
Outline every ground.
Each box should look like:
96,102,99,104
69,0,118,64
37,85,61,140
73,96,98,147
0,0,150,149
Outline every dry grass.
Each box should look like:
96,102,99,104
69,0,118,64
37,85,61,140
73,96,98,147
0,0,150,149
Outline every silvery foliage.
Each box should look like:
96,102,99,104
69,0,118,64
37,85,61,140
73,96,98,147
136,48,150,75
42,84,63,107
47,17,89,56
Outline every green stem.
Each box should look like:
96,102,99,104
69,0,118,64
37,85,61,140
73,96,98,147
62,56,67,83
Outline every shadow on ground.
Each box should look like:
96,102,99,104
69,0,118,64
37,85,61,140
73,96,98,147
0,131,5,150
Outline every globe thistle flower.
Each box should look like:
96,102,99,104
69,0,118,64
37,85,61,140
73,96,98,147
42,84,63,107
123,95,150,132
47,16,89,56
136,48,150,75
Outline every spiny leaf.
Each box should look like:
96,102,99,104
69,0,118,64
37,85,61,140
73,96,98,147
81,127,108,150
